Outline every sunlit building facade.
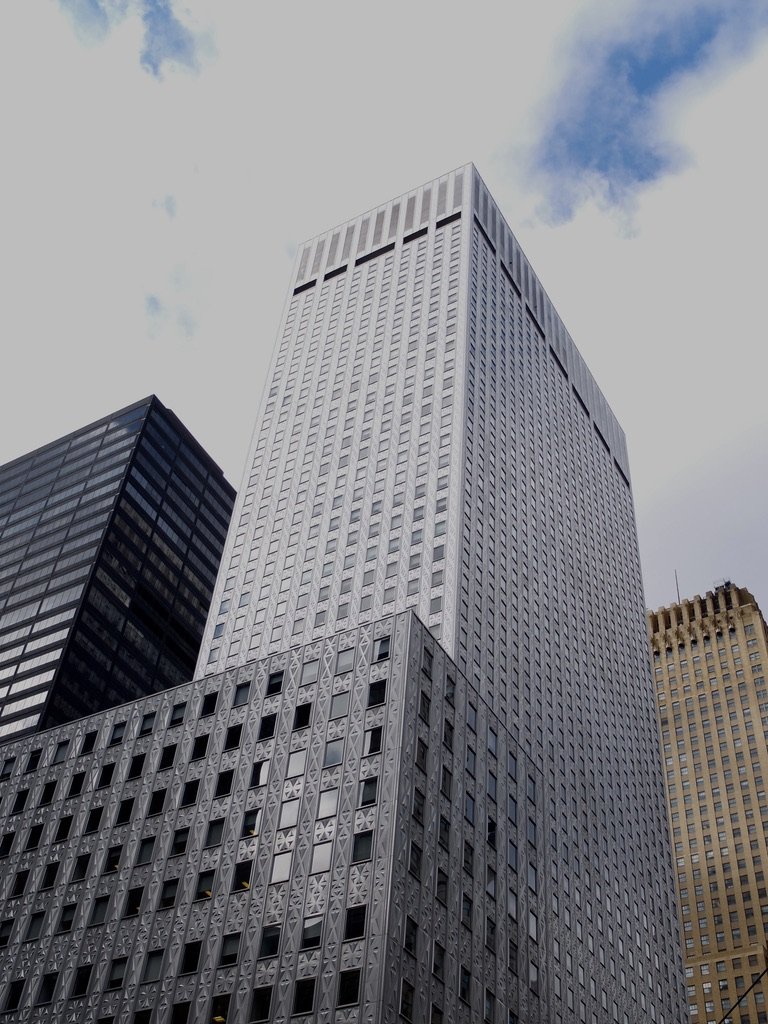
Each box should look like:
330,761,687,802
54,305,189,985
649,583,768,1024
196,165,684,1022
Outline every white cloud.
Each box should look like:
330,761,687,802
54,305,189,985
0,1,766,611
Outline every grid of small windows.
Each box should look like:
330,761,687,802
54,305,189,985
459,192,683,1024
650,585,768,1024
199,171,466,675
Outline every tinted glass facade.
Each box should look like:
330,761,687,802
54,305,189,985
197,166,685,1022
0,397,234,740
0,612,542,1024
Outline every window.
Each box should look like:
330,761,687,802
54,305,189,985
436,869,448,903
26,824,43,850
25,911,44,941
171,1003,191,1024
169,702,186,727
330,691,350,718
293,978,316,1014
109,721,126,745
266,670,284,696
250,760,268,787
159,878,178,909
259,924,281,958
177,779,194,806
233,682,250,707
279,799,300,829
286,749,307,777
107,958,127,989
232,860,252,891
215,769,234,797
36,972,58,1005
374,635,390,661
225,724,242,750
364,726,382,754
463,840,474,875
302,916,323,949
271,852,292,882
368,679,386,707
441,767,452,798
311,842,333,873
324,739,344,767
158,744,177,770
116,797,134,825
439,815,450,849
136,837,155,865
462,893,473,928
336,647,355,675
52,739,68,765
404,915,418,954
124,886,143,917
219,931,240,966
41,861,60,889
81,730,97,754
39,780,57,805
172,826,190,855
201,692,217,716
143,949,165,982
12,789,28,814
68,772,85,797
55,901,74,931
318,789,338,818
104,845,121,874
11,869,29,897
241,808,260,838
84,806,103,834
140,711,156,735
3,979,24,1013
26,749,42,772
337,969,361,1007
72,852,90,880
401,980,415,1019
195,870,215,900
0,757,15,781
258,713,277,740
409,841,422,878
465,793,475,825
294,703,312,730
250,986,272,1022
352,830,373,862
71,964,92,998
433,941,445,979
180,940,201,974
148,787,166,815
0,832,13,857
127,753,145,779
359,777,378,806
459,965,471,1003
0,920,12,947
484,989,495,1022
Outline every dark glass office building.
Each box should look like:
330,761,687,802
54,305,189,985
0,396,235,740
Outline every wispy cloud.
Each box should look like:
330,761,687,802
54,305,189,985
59,0,210,77
154,194,177,219
528,0,768,222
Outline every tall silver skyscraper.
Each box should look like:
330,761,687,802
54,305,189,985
198,165,684,1021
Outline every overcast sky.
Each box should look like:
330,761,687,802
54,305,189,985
1,0,766,614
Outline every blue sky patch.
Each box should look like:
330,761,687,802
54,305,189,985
530,1,768,221
140,0,199,77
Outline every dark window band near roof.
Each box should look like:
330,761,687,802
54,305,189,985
473,215,496,254
355,242,396,267
500,261,521,299
293,279,316,295
548,345,568,380
435,211,461,229
403,226,428,244
323,265,348,281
